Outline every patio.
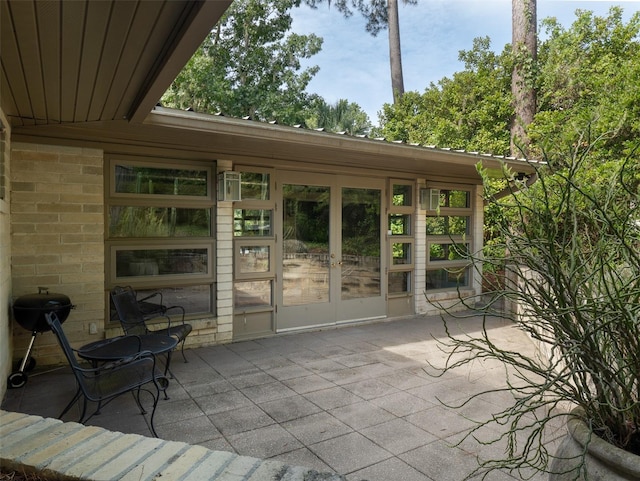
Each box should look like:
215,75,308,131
2,313,559,481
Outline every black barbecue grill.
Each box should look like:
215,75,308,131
9,287,74,388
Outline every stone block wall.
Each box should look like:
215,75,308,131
0,111,12,394
10,143,105,366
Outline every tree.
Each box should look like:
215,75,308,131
375,37,513,156
388,0,405,102
376,7,640,285
162,0,322,125
511,0,537,156
376,7,640,162
530,7,640,164
323,0,417,103
305,98,372,135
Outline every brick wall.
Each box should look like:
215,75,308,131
215,160,234,343
10,143,105,366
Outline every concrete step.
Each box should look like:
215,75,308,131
0,410,346,481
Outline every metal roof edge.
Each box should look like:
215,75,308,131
147,106,542,171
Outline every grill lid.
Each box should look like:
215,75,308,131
13,287,73,332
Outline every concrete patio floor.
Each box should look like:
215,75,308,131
2,313,562,480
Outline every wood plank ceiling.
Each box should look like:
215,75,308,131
0,0,231,127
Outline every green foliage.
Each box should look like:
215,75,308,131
376,7,640,162
374,37,513,156
531,7,640,163
305,98,372,135
432,138,640,477
377,7,640,286
162,0,322,124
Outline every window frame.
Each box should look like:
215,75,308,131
234,240,274,280
425,184,474,291
105,155,216,319
387,179,415,297
232,167,276,314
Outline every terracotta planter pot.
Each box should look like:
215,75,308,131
550,411,640,480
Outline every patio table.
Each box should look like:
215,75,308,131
78,334,177,382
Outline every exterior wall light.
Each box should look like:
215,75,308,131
218,171,242,201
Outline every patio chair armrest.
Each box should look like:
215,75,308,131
165,305,186,323
138,290,163,305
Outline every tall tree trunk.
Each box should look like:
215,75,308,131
388,0,405,103
511,0,537,156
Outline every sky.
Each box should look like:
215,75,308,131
290,0,640,123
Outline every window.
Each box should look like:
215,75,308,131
106,156,215,318
425,187,473,291
234,209,272,237
388,180,414,296
233,169,275,314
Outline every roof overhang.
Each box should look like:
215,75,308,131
1,0,232,127
10,107,539,182
2,0,538,182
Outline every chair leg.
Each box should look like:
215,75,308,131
78,398,89,424
164,351,174,377
59,388,82,419
131,388,148,415
148,383,162,438
180,340,188,363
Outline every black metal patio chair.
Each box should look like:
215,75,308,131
45,312,167,437
109,286,179,321
110,286,192,363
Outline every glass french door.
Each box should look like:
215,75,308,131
277,173,385,331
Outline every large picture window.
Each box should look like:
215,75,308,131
106,156,215,319
425,187,473,291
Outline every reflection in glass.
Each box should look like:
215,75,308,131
426,216,469,235
235,280,272,308
426,267,469,290
389,214,411,235
115,249,208,277
282,184,330,306
342,187,381,300
238,245,270,273
240,172,270,200
109,285,212,318
392,184,412,206
392,242,411,265
429,243,469,261
234,209,272,237
109,206,211,237
436,189,470,208
114,165,208,196
389,271,410,294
